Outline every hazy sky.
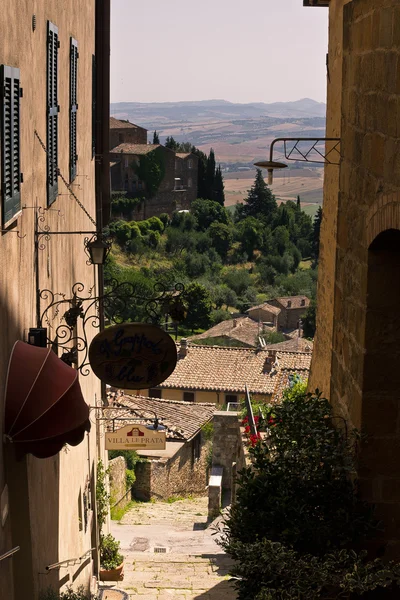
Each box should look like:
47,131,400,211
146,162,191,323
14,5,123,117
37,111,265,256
111,0,329,105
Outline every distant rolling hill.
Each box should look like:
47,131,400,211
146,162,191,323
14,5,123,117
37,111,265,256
110,98,326,208
111,98,326,125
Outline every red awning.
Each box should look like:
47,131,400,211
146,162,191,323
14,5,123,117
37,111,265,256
4,341,91,458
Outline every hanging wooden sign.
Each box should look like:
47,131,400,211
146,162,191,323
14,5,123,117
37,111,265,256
105,424,166,450
89,323,177,389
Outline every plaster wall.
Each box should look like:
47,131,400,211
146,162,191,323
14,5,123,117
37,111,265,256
0,2,104,597
139,388,270,407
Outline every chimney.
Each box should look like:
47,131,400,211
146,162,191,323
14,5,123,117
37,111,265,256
269,349,277,363
301,298,305,307
263,355,273,373
179,338,188,358
287,300,292,308
233,319,237,328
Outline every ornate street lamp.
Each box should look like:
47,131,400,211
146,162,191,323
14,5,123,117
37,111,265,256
85,233,112,266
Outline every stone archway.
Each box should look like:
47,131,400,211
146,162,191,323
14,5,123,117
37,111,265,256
360,228,400,556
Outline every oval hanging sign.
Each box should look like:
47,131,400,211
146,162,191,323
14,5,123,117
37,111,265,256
89,323,177,389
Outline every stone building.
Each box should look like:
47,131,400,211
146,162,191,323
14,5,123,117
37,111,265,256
246,296,310,331
0,2,110,598
130,341,312,406
110,117,147,148
109,395,215,501
304,0,400,557
110,119,199,218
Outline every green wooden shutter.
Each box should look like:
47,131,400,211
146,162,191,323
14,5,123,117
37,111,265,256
47,21,59,205
69,37,78,182
1,65,21,226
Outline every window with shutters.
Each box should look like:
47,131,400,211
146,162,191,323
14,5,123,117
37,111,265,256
70,38,78,182
47,21,59,205
1,65,21,226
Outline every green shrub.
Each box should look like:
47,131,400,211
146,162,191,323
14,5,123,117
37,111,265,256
100,534,124,570
39,586,98,600
219,388,400,599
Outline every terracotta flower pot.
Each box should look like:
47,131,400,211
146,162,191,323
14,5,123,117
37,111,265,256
99,561,124,581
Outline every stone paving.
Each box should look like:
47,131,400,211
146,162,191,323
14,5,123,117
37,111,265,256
102,498,237,600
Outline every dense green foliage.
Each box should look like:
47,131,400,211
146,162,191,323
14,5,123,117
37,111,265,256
104,170,320,334
219,388,400,599
39,587,98,600
133,149,165,198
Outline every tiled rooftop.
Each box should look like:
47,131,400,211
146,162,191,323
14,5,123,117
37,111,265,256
176,153,193,159
106,394,215,441
190,317,265,347
265,337,313,352
110,143,160,155
273,295,310,310
247,302,281,316
159,344,312,395
110,117,142,129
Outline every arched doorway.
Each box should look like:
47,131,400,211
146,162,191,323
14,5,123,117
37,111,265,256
360,228,400,554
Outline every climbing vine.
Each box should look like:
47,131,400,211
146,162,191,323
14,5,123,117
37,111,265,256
133,150,165,198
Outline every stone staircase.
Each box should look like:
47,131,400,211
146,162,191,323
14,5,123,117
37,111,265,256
115,552,237,600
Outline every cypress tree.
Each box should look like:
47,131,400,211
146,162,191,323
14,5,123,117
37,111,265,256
297,195,301,210
311,206,322,260
205,148,216,200
153,130,160,144
244,169,277,221
214,165,225,205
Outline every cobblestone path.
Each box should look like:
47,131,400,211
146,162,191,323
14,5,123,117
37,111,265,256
106,497,237,600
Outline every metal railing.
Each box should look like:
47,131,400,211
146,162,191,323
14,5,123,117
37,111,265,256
0,547,20,562
46,547,95,571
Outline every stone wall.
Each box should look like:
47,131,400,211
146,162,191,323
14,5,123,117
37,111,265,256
133,435,210,501
110,125,147,149
308,0,351,399
109,456,131,511
211,412,244,497
312,0,400,557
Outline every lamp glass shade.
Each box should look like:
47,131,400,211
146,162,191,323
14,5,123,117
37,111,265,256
87,237,110,265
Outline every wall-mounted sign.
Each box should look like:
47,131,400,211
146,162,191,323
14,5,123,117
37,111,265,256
89,323,177,389
105,424,166,450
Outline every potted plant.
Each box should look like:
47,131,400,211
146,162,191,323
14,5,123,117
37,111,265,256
96,460,125,581
99,533,124,581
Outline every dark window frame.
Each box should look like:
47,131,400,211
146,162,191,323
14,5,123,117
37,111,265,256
225,394,238,405
192,433,201,464
149,388,162,399
183,391,195,402
47,20,59,205
1,65,21,226
69,37,78,182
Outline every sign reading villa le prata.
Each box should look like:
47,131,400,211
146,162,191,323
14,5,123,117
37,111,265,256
105,424,166,450
89,323,177,389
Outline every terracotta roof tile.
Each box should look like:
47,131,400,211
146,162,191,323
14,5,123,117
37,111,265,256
247,302,281,316
110,143,160,155
189,317,265,347
273,295,310,309
176,153,193,159
106,394,215,441
110,117,142,129
159,344,311,395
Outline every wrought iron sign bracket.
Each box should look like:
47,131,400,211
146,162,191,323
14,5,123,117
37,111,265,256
36,280,185,375
255,136,341,183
